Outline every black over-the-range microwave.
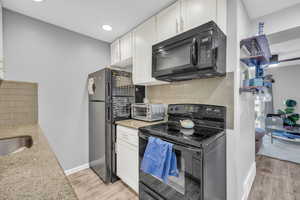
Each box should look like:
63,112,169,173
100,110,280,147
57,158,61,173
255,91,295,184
152,21,227,82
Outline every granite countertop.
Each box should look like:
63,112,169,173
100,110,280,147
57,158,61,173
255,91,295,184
116,119,165,129
0,124,78,200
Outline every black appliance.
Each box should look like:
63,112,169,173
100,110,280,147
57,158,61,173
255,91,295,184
138,104,226,200
152,21,227,82
135,85,146,103
88,69,137,183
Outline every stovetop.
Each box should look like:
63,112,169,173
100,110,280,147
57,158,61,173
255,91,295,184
139,122,225,148
139,104,226,148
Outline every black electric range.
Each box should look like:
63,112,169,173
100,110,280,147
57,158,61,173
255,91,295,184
138,104,227,200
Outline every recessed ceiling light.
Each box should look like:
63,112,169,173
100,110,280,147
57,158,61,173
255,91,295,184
32,0,44,2
102,25,112,31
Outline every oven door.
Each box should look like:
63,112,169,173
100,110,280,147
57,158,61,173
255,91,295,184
132,105,149,121
152,36,199,78
139,132,202,200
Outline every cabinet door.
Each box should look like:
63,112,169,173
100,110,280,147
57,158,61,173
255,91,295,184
111,40,120,65
156,1,181,43
116,139,139,193
132,17,155,84
120,32,132,61
181,0,217,32
133,18,168,85
216,0,227,34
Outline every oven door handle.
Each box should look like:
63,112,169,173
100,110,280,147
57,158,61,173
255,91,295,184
190,37,198,66
139,133,202,153
173,144,202,153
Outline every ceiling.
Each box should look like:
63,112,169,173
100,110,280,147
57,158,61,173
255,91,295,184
268,27,300,67
242,0,300,19
2,0,176,43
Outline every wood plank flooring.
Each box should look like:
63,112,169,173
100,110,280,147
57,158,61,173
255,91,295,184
68,156,300,200
68,169,138,200
248,155,300,200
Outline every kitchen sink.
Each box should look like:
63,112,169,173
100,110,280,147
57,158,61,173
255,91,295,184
0,136,33,156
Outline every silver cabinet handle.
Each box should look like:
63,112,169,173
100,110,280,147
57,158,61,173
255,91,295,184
176,18,179,33
180,17,184,32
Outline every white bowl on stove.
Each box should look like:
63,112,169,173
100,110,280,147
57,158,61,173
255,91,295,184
180,120,195,129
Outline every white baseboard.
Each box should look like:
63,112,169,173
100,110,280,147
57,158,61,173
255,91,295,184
241,162,256,200
65,163,90,176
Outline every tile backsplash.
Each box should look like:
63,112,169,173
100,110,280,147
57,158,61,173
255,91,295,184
147,72,234,129
0,80,38,127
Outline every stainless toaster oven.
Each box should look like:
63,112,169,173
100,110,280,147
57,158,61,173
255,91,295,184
131,103,165,122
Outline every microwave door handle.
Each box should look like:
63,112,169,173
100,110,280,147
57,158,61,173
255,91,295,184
190,38,198,66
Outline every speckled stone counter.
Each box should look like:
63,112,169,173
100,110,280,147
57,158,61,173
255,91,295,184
0,124,78,200
116,119,165,129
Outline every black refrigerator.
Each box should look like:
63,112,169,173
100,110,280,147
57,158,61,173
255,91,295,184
88,68,136,183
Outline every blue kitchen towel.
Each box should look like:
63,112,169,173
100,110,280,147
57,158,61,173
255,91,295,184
141,137,179,183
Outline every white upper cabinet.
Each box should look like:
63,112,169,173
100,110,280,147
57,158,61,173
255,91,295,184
113,0,227,84
181,0,227,33
132,17,167,85
156,1,181,43
110,32,133,67
132,17,155,85
110,40,121,66
216,0,227,34
155,0,227,42
181,0,217,32
120,32,132,62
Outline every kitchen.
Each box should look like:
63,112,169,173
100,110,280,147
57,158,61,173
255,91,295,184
0,0,299,200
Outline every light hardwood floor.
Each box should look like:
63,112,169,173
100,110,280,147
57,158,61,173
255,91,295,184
68,169,138,200
248,155,300,200
68,156,300,200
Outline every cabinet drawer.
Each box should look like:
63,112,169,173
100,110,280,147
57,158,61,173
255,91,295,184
117,125,139,146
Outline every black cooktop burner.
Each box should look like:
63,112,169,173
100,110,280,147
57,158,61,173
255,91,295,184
139,104,226,148
139,122,225,148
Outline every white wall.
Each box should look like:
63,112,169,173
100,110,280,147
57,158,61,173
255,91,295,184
226,0,238,199
251,3,300,35
226,0,256,199
266,65,300,114
3,9,110,171
236,1,256,200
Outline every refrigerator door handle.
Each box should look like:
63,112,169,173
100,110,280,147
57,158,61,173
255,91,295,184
106,82,111,98
106,104,111,121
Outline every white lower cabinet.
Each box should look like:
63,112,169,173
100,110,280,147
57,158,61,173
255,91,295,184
116,126,139,193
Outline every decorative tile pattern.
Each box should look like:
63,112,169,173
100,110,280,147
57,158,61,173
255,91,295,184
147,72,234,129
0,80,38,127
